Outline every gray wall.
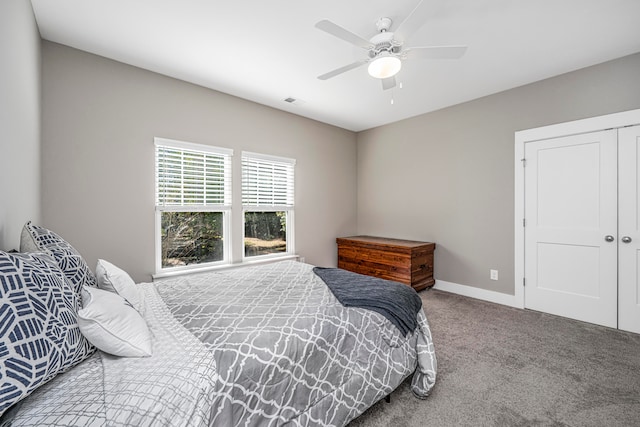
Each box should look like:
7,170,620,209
41,41,357,283
357,52,640,295
0,0,41,251
10,20,640,293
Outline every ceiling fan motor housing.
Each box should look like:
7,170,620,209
368,31,401,58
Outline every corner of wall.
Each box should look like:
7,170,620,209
0,0,42,250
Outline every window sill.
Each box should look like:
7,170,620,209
152,254,300,281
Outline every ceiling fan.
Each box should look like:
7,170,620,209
315,0,467,90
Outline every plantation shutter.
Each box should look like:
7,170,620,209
155,138,232,209
242,152,295,208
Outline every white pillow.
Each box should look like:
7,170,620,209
77,286,152,357
96,259,142,311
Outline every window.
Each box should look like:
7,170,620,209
242,152,295,259
155,138,232,273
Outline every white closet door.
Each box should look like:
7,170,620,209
524,130,618,327
618,125,640,334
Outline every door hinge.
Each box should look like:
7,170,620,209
523,218,526,227
521,158,526,167
523,277,526,287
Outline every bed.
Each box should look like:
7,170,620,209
0,223,437,426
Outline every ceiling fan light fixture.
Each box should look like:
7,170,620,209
367,53,401,79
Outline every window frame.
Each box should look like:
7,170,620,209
241,151,296,261
154,137,233,275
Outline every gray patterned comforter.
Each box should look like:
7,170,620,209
3,261,436,426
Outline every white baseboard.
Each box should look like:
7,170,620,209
433,280,523,309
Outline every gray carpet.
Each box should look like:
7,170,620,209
349,289,640,427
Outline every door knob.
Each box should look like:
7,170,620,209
622,236,632,243
605,235,615,242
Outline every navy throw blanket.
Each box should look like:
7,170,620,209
313,267,422,336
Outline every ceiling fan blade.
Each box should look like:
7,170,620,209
317,59,368,80
394,0,444,43
381,76,396,91
403,45,467,60
315,20,374,50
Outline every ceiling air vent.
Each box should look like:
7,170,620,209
283,97,305,106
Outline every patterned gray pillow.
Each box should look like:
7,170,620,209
19,221,97,296
0,251,95,416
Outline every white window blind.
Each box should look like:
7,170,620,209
155,138,232,208
242,152,295,208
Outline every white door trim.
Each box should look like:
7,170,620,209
514,109,640,309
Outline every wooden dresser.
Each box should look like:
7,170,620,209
336,236,435,291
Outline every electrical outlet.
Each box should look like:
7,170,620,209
490,269,498,280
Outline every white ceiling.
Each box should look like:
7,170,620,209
30,0,640,132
